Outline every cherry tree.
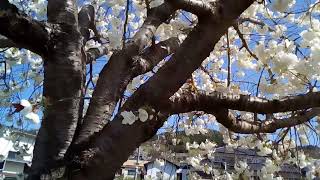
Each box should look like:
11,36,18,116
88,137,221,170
1,0,320,179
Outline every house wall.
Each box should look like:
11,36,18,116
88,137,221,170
145,162,177,180
176,168,188,180
3,161,24,174
122,167,138,178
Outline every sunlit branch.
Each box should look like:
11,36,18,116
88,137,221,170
73,2,177,146
167,91,320,114
212,108,320,134
74,1,255,179
166,0,216,17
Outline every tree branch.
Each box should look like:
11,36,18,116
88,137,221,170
73,2,177,146
28,1,83,178
166,0,216,17
47,0,77,25
74,37,179,147
85,46,109,64
212,108,320,134
73,110,169,180
165,91,320,114
125,0,255,109
0,0,49,56
78,5,102,43
0,36,17,48
131,37,180,76
73,0,255,179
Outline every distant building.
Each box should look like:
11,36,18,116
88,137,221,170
144,159,188,180
202,146,301,179
121,159,149,179
0,128,35,180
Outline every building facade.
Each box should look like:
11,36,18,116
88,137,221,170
0,128,35,180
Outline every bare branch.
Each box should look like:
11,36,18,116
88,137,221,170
226,32,231,87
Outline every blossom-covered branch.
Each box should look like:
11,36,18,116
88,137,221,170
74,3,177,146
212,108,320,133
72,0,255,179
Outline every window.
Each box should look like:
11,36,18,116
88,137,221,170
4,177,18,180
177,173,182,180
7,151,20,160
0,161,4,170
127,169,136,176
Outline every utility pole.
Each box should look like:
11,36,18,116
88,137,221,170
134,146,140,180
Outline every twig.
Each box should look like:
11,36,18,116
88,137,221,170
122,0,130,48
226,32,231,87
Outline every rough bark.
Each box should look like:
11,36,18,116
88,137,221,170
7,0,320,179
29,0,84,178
73,3,176,146
0,0,49,56
166,91,320,114
72,111,169,180
0,36,16,48
72,1,255,179
211,108,320,133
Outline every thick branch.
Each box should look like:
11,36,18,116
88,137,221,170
212,108,320,134
126,0,255,109
47,0,77,25
131,37,180,76
85,37,179,65
0,0,49,56
85,46,109,64
75,4,175,148
78,5,101,43
166,91,320,114
74,0,254,179
73,3,177,146
166,0,216,17
0,36,16,48
74,38,179,147
73,110,169,180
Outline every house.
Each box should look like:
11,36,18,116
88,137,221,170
121,159,149,179
144,159,188,180
201,146,301,179
0,128,35,180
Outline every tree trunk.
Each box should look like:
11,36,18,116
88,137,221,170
28,0,83,178
29,25,84,178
